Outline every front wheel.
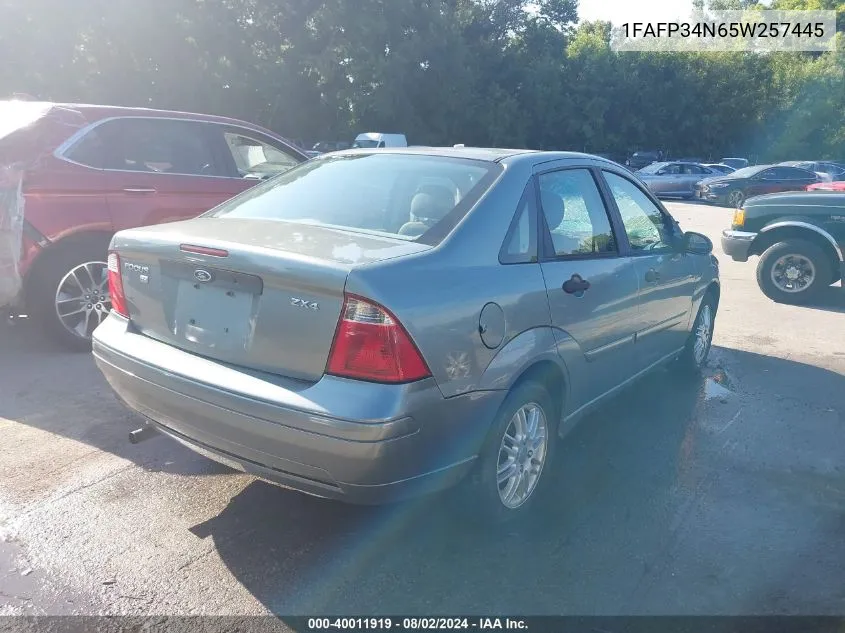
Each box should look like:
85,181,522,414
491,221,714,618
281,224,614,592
756,240,831,304
678,292,717,373
727,189,744,208
456,381,557,524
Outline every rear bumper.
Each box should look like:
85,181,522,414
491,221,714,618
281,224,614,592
92,315,504,504
720,230,756,262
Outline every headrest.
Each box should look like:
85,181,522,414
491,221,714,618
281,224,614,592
410,185,455,222
540,188,564,230
398,221,429,237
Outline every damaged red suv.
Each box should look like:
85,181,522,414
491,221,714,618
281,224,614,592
0,101,306,349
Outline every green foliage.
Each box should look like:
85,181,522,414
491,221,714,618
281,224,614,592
0,0,842,160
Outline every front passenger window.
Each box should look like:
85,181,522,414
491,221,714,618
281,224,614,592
603,171,671,251
223,130,299,178
538,169,617,257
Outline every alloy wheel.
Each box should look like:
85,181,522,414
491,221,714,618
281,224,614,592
694,304,713,365
54,261,112,340
496,403,548,509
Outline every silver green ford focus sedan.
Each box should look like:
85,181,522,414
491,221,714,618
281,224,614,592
93,148,720,521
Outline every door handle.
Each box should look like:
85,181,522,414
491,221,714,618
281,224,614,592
123,187,157,194
562,274,590,295
645,268,661,283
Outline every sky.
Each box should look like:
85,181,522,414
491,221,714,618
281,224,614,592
577,0,696,25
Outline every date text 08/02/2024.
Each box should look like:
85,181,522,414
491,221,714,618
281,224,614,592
306,618,528,631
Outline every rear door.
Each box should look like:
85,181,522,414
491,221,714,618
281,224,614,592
779,166,819,191
600,170,697,370
86,117,252,232
536,167,641,409
680,164,708,195
746,168,784,197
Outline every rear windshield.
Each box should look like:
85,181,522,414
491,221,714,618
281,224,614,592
206,153,500,241
352,139,380,148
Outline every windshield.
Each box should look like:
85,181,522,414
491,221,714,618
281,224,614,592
638,162,668,174
352,139,380,148
206,153,498,240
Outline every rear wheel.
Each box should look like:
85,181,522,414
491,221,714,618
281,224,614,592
756,240,831,304
457,381,557,524
27,245,111,351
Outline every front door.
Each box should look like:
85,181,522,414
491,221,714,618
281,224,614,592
88,117,254,232
601,170,697,369
536,167,642,411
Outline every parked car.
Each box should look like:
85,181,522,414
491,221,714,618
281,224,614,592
0,100,307,348
703,163,736,174
93,148,719,521
625,150,663,170
720,157,749,170
637,161,718,198
778,160,845,182
722,191,845,303
352,133,408,148
807,181,845,191
695,164,820,208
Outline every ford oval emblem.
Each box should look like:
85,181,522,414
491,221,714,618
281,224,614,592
194,269,213,283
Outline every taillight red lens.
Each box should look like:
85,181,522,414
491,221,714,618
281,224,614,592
107,251,128,318
326,295,431,384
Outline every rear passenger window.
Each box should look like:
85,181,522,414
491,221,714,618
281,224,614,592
65,128,107,168
537,169,617,257
603,171,672,251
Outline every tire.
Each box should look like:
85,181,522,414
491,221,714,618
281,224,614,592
455,380,557,525
727,189,744,208
26,243,111,351
756,240,832,305
678,291,717,373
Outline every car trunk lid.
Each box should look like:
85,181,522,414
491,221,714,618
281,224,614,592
112,218,431,381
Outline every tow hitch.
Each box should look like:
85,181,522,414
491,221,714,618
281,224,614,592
129,424,158,444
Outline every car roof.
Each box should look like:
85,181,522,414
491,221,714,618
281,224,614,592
325,146,626,167
10,100,286,136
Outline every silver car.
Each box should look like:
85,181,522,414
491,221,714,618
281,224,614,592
637,162,718,199
93,148,720,521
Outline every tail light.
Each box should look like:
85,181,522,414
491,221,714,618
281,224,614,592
107,251,129,318
326,294,431,383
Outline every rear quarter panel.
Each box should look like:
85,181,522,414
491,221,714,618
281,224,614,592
345,159,565,402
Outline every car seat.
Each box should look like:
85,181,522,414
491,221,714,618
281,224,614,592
540,188,582,255
398,184,457,237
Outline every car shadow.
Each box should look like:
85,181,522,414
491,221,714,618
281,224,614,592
187,347,845,616
800,283,845,314
0,316,229,477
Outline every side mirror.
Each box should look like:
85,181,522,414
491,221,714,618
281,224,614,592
682,231,713,255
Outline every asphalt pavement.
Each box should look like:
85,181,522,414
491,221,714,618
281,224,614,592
0,202,843,618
